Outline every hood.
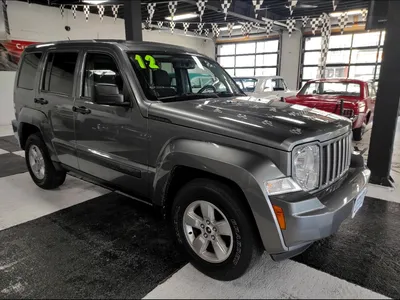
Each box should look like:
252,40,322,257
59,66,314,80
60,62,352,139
149,96,352,151
285,95,359,113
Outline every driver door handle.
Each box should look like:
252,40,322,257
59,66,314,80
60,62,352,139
34,98,48,105
73,106,91,115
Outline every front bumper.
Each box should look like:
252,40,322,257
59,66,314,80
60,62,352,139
270,165,370,251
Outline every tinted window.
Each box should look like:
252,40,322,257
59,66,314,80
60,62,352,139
17,53,42,90
43,52,78,95
83,53,123,98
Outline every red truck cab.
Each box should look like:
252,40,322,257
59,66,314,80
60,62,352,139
285,79,376,141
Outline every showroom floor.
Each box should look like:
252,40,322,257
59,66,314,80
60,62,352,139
0,123,400,299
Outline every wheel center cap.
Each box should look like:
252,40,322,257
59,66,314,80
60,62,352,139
206,227,212,234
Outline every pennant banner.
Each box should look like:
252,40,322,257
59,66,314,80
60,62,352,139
252,0,264,18
60,5,65,18
83,5,90,22
98,5,105,22
183,22,190,35
301,16,309,28
265,19,273,36
310,17,319,35
112,5,119,22
211,23,220,37
221,0,232,20
197,0,208,22
286,17,296,37
71,5,77,20
338,12,348,34
147,3,156,25
318,13,331,79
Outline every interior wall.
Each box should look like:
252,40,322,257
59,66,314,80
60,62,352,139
0,71,15,126
279,30,302,91
6,1,215,58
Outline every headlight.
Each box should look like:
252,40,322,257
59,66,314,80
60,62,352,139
293,144,320,191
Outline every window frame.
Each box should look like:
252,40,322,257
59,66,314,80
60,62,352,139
40,49,80,97
299,31,385,89
17,52,43,91
216,38,280,77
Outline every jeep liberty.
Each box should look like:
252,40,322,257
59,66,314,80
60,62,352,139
12,40,370,280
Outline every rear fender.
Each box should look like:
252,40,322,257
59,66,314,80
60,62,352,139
17,107,59,162
152,138,288,253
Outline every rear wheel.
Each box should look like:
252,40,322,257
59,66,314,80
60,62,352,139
25,133,66,189
171,178,261,281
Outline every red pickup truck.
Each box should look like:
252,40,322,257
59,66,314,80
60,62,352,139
285,79,376,141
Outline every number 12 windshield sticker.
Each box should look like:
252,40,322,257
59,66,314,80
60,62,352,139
134,55,159,69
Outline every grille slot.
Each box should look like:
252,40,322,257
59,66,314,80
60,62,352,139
320,133,352,187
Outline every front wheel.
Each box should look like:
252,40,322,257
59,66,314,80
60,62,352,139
171,178,261,281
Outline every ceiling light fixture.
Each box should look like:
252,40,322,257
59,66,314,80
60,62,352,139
330,9,363,17
165,13,198,21
220,25,241,31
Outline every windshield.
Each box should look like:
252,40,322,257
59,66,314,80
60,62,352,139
299,82,361,97
128,52,243,102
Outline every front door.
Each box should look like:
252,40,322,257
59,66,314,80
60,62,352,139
37,50,80,169
73,51,149,199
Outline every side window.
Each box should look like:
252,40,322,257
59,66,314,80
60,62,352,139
17,52,42,90
42,52,78,96
83,53,123,98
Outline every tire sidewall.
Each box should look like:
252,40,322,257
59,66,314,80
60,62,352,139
172,180,255,280
25,135,51,186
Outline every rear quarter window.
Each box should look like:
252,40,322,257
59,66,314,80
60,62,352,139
17,52,42,90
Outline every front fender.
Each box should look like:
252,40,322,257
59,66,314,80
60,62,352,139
17,107,59,162
152,139,289,253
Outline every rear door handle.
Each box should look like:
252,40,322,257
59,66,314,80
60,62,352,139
34,98,48,105
72,106,91,115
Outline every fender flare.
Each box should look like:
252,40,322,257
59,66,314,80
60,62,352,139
17,107,59,162
152,138,288,253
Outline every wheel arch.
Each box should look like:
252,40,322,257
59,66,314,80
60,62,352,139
151,139,288,253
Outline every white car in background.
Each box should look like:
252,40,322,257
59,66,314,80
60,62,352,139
233,76,297,100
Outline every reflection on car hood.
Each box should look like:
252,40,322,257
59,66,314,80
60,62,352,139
149,96,352,151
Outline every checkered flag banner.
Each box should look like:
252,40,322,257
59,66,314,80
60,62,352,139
183,22,190,35
2,0,10,35
97,5,105,22
197,0,208,22
197,22,205,35
71,5,77,20
112,5,119,22
147,3,156,25
310,17,319,35
227,22,234,37
301,16,309,28
83,5,90,22
168,1,178,20
59,5,65,18
318,13,331,79
252,0,264,18
286,17,296,37
338,12,348,34
288,0,298,15
241,22,253,36
204,28,209,37
170,21,176,34
157,21,164,32
332,0,338,11
221,0,232,20
362,8,368,22
265,19,273,35
211,23,220,37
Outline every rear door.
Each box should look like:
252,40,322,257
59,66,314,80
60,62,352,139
36,49,80,169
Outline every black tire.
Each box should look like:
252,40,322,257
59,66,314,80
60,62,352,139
171,178,261,281
25,133,66,189
353,127,363,141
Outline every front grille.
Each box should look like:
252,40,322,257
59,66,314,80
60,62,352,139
320,133,352,188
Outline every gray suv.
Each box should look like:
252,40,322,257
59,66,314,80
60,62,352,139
12,40,370,280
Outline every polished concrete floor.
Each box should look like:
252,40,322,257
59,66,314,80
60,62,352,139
0,123,399,299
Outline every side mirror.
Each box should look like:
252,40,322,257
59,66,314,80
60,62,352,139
94,83,129,107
